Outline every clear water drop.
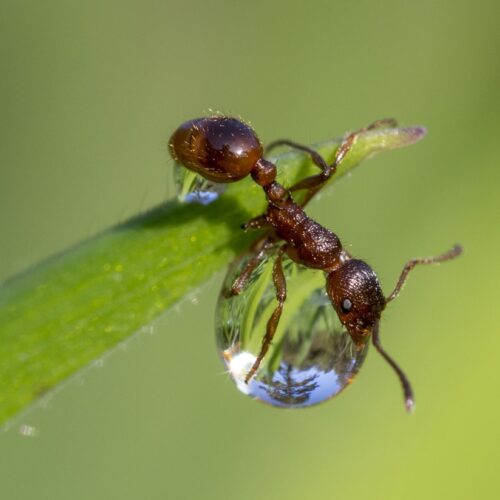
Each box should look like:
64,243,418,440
216,251,368,408
19,424,38,438
174,163,226,205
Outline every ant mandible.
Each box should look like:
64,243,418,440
169,116,462,412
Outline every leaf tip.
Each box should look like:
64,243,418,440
406,125,427,143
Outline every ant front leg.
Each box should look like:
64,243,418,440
229,213,274,296
230,236,274,296
266,119,398,207
241,214,268,231
244,247,287,383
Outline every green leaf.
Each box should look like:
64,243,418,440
0,124,425,425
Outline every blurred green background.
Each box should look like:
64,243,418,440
1,1,498,499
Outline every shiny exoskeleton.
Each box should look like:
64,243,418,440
169,116,462,412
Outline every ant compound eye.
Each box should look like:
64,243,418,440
341,298,353,313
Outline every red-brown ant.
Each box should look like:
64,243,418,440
169,116,462,411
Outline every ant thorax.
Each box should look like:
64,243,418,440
265,199,343,271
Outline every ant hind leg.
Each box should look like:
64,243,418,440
265,140,331,206
266,140,330,172
267,119,399,207
244,247,287,383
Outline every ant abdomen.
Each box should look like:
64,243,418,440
169,116,263,183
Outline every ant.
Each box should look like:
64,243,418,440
169,116,462,411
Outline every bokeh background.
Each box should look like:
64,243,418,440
1,1,499,499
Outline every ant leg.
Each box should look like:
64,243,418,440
280,119,399,207
366,118,398,128
386,244,463,303
266,119,397,166
266,140,330,172
241,214,269,231
230,214,274,296
230,237,274,296
371,319,415,412
244,248,287,383
330,118,398,169
265,140,331,198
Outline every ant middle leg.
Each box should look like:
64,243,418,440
244,247,287,383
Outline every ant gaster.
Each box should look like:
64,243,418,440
170,116,462,412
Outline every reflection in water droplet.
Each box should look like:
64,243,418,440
174,163,225,205
216,251,368,408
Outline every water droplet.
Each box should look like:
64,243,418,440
216,251,368,408
141,325,155,335
174,163,225,205
19,424,38,437
39,395,52,409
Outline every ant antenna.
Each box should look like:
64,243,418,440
386,244,463,303
371,320,415,413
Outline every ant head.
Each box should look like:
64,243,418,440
326,259,386,347
169,116,263,183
